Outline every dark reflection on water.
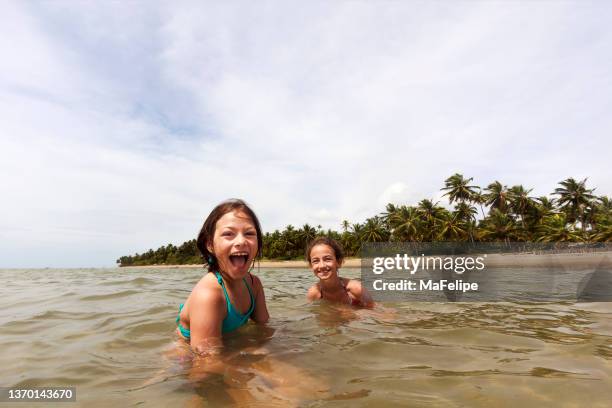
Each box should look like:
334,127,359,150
578,270,612,302
1,267,611,407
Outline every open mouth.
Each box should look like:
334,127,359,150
229,253,249,268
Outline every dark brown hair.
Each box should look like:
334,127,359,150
305,237,344,265
196,199,263,272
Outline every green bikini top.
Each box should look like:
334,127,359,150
176,271,255,338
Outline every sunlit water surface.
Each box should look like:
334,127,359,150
1,267,611,407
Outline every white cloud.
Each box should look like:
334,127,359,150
1,1,611,267
378,183,413,208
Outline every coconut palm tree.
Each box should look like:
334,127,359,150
360,217,390,242
441,173,479,204
279,225,297,258
553,178,596,231
536,214,585,242
437,213,468,241
381,203,398,226
453,202,478,242
598,196,612,212
417,199,446,240
591,224,612,242
338,231,354,255
524,196,556,230
537,196,556,212
478,209,521,243
454,202,478,223
341,220,351,233
472,189,487,219
346,223,364,255
351,223,363,236
417,199,445,223
484,181,510,214
509,185,535,227
389,205,421,241
589,197,612,242
299,224,317,247
584,196,612,231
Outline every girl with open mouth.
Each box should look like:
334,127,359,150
176,199,269,354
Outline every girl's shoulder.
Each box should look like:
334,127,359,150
197,271,223,288
248,273,263,290
343,278,370,300
343,278,362,292
190,273,225,304
343,278,374,307
195,272,261,297
306,283,322,301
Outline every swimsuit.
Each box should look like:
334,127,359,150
176,271,255,339
320,279,361,306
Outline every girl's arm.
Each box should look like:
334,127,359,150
250,274,269,323
348,280,374,307
188,288,225,354
186,288,229,381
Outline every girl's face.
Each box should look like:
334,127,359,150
309,244,340,281
207,210,258,279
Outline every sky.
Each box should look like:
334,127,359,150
1,1,611,268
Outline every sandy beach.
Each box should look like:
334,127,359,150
120,251,611,269
472,251,612,268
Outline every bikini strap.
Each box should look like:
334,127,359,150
244,275,254,302
176,303,184,324
215,271,232,310
215,271,255,316
244,276,255,316
341,279,354,304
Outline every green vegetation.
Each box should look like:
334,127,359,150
117,240,201,267
117,176,612,266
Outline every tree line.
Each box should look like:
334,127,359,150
117,175,611,266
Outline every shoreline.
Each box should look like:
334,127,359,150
119,251,611,269
120,258,362,269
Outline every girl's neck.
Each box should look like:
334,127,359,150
320,275,343,292
217,270,244,290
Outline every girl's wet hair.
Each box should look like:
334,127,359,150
196,199,263,272
305,237,345,265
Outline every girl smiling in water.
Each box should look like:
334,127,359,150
306,237,373,307
176,199,269,354
166,205,339,401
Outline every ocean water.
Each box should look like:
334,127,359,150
1,267,611,407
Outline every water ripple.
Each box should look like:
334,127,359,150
1,267,611,407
